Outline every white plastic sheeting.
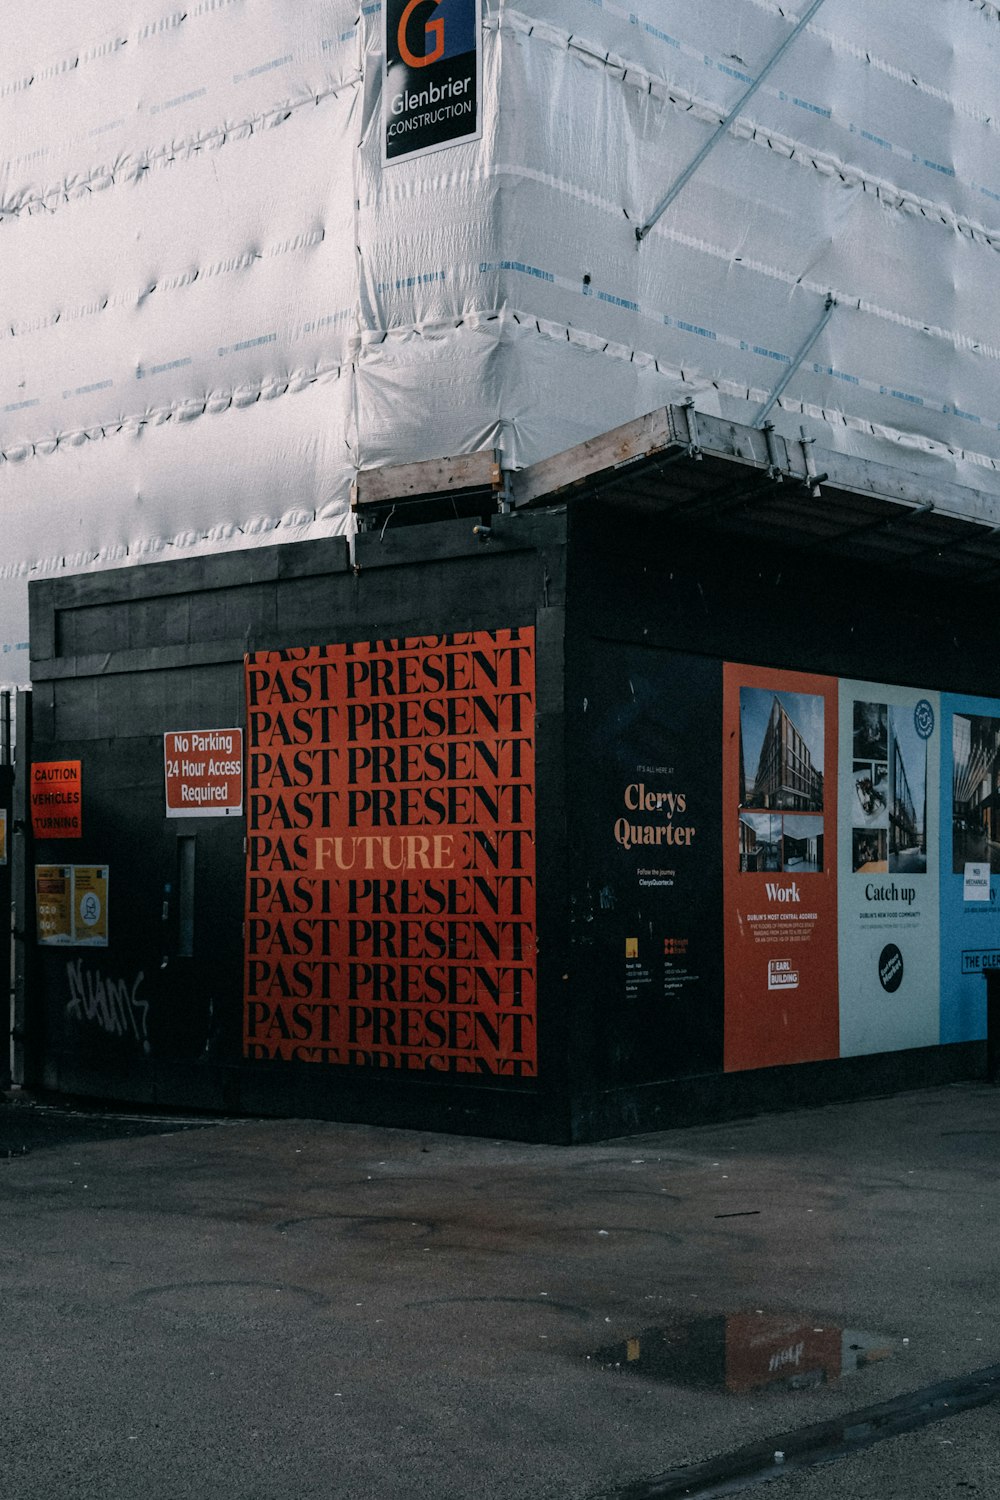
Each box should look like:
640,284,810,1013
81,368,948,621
3,1,1000,687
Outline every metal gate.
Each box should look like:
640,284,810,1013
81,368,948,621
2,690,32,1092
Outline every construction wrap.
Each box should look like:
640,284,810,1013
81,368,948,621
3,1,1000,686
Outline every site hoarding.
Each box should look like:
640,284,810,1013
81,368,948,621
590,658,983,1082
244,630,537,1077
236,629,991,1089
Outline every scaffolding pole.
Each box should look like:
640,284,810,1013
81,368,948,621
636,0,829,244
753,294,837,429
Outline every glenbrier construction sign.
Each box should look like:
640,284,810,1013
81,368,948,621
383,0,481,164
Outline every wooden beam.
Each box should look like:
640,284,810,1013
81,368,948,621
353,452,501,510
507,406,678,509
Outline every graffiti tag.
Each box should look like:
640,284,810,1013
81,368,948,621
66,959,150,1054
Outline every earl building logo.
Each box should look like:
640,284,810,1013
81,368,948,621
383,0,482,164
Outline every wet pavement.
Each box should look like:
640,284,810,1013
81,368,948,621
1,1082,999,1499
0,1095,210,1156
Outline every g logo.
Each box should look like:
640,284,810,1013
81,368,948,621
398,0,445,67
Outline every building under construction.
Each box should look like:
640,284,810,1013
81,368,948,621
4,3,1000,1137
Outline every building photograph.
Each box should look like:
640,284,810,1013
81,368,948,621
782,815,824,873
851,702,890,871
738,811,782,872
888,705,928,874
738,812,761,872
852,760,888,826
952,713,1000,873
852,827,888,874
740,689,824,813
853,701,888,763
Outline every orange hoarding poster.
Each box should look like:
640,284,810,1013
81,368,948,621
244,630,537,1076
723,664,839,1071
30,760,82,839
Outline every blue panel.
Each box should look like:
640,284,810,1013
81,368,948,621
939,695,1000,1044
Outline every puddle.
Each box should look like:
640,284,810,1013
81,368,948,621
588,1313,892,1394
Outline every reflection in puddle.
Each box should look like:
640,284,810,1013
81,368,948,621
589,1313,892,1394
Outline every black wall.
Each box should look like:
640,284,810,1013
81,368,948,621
28,515,572,1140
26,490,993,1143
0,761,11,1091
562,501,991,1138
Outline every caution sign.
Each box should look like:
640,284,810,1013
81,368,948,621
165,729,243,818
35,866,73,944
35,865,109,946
383,0,482,164
31,760,82,839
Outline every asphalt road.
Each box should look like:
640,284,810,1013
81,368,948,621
2,1083,999,1499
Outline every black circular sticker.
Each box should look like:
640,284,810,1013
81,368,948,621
879,943,903,993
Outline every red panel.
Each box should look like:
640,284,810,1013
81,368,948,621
723,664,839,1071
